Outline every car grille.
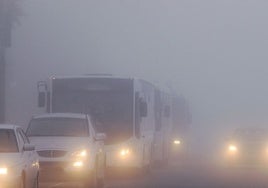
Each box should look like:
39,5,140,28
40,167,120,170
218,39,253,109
37,150,67,158
39,161,69,172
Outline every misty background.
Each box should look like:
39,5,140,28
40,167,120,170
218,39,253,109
5,0,268,156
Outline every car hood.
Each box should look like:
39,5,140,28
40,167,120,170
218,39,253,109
0,153,22,167
29,136,91,151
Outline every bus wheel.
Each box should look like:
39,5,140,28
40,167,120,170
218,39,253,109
144,148,153,174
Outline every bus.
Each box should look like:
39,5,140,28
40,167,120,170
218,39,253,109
37,75,173,171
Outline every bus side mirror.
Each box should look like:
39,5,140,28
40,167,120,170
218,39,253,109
38,92,46,108
140,101,148,117
37,81,47,108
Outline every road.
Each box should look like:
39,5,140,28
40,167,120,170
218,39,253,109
39,160,268,188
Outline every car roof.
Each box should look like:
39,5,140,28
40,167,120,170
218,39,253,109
32,113,87,119
0,124,20,130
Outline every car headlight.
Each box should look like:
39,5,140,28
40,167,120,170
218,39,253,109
71,149,88,158
0,167,8,175
119,148,130,157
228,145,237,152
173,140,181,145
73,161,84,168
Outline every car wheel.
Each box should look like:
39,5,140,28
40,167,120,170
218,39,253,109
83,157,105,188
18,175,25,188
97,157,106,188
32,174,39,188
94,164,105,188
143,146,153,175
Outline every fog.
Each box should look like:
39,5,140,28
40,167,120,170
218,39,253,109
5,0,268,155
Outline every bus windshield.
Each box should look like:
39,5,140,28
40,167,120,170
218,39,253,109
51,78,133,144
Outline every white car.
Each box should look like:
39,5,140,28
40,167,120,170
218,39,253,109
0,124,39,188
26,113,106,188
224,127,268,167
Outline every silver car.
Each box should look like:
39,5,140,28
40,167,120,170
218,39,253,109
0,124,39,188
27,113,106,188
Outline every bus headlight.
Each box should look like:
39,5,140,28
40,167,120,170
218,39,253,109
228,145,237,152
173,140,181,145
119,148,130,157
0,167,8,175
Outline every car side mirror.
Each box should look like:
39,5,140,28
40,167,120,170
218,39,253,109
95,133,106,141
140,101,148,117
23,144,35,151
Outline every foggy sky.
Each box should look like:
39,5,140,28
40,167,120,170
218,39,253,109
5,0,268,148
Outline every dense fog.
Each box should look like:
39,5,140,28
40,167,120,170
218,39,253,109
5,0,268,157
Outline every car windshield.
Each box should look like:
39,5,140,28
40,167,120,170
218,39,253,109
27,117,89,137
0,129,18,153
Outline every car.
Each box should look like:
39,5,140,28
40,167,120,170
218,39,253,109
0,124,39,188
224,127,268,167
26,113,106,188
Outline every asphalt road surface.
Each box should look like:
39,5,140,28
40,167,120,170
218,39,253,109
39,160,268,188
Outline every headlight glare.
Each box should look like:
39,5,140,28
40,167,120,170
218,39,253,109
72,149,88,158
120,148,130,157
73,161,84,168
228,145,237,152
0,167,8,175
173,140,181,145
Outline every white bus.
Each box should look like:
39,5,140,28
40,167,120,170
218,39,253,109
37,75,172,171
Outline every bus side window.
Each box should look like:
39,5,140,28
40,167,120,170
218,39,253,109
135,92,141,138
140,99,148,117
